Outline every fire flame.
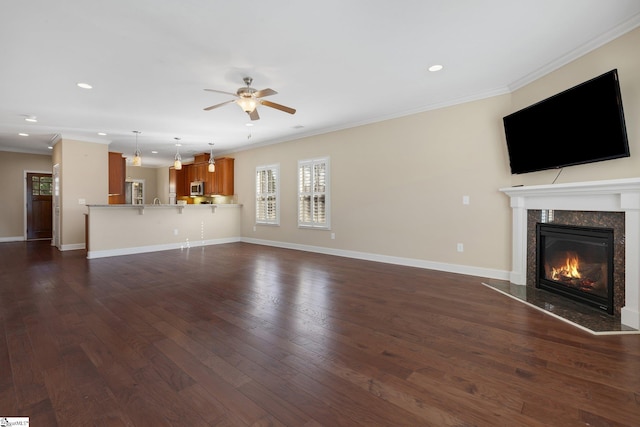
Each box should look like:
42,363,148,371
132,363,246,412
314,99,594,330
551,252,581,281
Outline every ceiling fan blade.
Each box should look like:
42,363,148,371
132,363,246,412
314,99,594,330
203,99,235,111
254,88,277,98
260,100,296,115
204,88,239,97
248,109,260,121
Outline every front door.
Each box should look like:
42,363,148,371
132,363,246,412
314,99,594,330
26,172,53,240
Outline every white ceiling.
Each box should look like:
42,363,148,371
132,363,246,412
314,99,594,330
2,0,640,167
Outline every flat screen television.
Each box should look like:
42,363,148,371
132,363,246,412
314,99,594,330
503,69,629,174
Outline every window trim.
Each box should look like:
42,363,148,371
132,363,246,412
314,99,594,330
297,156,330,230
255,163,280,226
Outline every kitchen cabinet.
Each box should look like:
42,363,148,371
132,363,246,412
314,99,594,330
108,152,126,204
170,166,188,197
169,167,176,194
189,154,214,195
190,162,208,182
213,157,234,196
170,154,233,196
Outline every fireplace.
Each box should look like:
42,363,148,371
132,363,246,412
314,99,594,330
536,223,614,314
500,178,640,330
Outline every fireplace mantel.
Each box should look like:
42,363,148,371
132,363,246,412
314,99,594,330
500,178,640,329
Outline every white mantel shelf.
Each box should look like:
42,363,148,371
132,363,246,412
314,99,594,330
500,177,640,329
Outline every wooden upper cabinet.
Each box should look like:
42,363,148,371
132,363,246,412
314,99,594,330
204,165,215,195
108,152,126,204
191,163,208,183
170,154,233,197
169,167,176,194
190,153,215,195
185,163,195,184
171,166,188,197
213,157,234,196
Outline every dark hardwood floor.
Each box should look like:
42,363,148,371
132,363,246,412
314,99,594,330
1,241,639,426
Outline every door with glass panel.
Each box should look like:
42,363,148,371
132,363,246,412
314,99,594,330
26,172,53,240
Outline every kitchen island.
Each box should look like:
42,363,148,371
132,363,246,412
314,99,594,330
86,204,242,259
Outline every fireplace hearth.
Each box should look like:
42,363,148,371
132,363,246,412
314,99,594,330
536,223,614,314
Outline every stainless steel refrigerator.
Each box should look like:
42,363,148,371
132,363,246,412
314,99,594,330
125,181,144,204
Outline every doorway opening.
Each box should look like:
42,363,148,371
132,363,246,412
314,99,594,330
26,172,53,240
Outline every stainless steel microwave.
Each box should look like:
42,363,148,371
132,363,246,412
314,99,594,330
190,181,204,196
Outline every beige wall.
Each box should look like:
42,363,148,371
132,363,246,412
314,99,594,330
156,167,170,204
125,165,162,204
124,165,169,204
59,139,108,249
235,94,514,272
233,26,640,275
0,151,52,240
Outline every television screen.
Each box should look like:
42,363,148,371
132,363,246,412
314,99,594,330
503,69,629,174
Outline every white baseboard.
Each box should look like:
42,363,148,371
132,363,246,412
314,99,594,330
621,307,640,331
0,236,24,243
241,237,510,281
61,243,86,251
3,234,511,281
87,237,241,259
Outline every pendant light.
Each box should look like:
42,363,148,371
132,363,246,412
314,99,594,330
208,142,215,173
132,131,142,166
174,138,182,170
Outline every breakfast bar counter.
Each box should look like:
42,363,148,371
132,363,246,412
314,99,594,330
85,204,242,259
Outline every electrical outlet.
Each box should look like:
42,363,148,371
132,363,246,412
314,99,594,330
331,233,336,240
253,226,256,232
78,198,86,205
457,243,464,252
462,195,470,205
173,229,178,236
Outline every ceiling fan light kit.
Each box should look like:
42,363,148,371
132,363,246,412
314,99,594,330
237,97,257,113
204,77,296,121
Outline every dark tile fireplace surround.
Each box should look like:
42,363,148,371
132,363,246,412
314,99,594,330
485,209,629,332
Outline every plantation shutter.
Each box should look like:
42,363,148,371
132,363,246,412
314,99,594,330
256,165,279,225
298,158,330,229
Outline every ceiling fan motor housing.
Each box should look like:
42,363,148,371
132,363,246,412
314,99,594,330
237,87,256,97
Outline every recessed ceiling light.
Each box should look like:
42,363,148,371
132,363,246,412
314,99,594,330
48,146,53,150
245,123,253,127
151,151,158,154
18,133,29,136
24,116,37,123
77,82,93,89
97,132,107,136
428,64,444,72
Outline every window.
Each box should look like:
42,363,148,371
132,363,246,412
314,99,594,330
256,164,279,225
31,175,53,196
298,157,330,229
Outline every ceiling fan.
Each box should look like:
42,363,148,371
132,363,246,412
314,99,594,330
203,77,296,120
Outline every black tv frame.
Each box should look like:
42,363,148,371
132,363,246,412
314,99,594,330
503,69,629,175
